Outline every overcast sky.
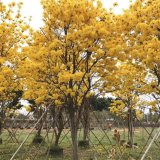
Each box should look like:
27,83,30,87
1,0,133,29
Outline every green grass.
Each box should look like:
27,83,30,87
0,128,159,160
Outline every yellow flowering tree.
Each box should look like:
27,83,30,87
17,23,68,147
108,63,150,146
130,0,160,106
18,0,120,159
0,1,28,143
114,0,160,103
100,0,160,147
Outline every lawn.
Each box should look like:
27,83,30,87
0,127,159,160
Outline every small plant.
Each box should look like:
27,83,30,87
78,140,89,148
32,135,45,144
48,146,63,156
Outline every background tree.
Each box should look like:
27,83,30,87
0,1,28,143
100,0,160,146
90,95,112,111
114,0,160,107
18,26,67,149
108,63,150,146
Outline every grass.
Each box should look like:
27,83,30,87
0,127,159,160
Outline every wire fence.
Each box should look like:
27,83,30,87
0,110,160,160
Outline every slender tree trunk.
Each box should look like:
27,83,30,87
83,106,90,141
0,109,4,143
54,111,63,146
70,111,78,160
128,109,133,146
51,106,63,147
55,133,60,146
0,119,2,135
37,109,43,136
83,125,88,141
37,122,43,136
0,115,2,135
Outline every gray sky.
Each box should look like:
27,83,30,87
2,0,133,29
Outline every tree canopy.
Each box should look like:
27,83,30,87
1,0,160,159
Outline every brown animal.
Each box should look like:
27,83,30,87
113,129,120,143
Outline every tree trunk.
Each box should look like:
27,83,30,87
37,123,43,136
0,119,2,135
54,131,61,146
83,107,90,141
83,125,88,141
0,109,4,143
51,106,61,147
70,111,78,160
37,109,43,136
128,109,133,146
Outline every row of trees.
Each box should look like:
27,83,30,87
0,0,160,159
